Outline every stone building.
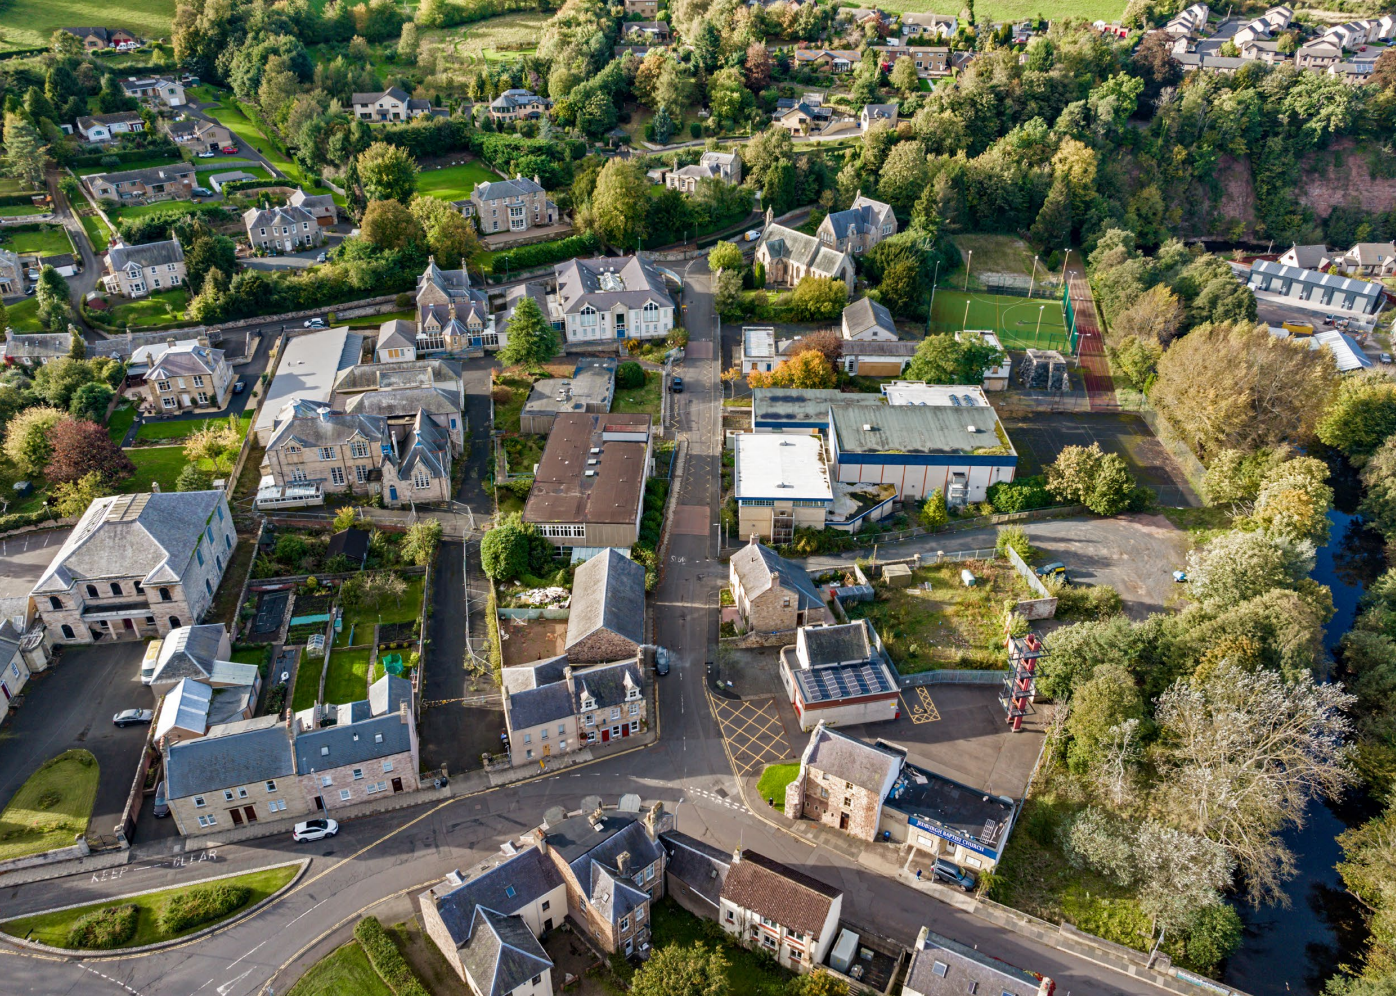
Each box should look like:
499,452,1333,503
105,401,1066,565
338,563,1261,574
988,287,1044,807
563,549,646,663
502,656,647,765
144,342,233,412
461,175,559,235
783,723,903,840
816,193,896,256
754,211,856,292
728,538,832,634
243,204,325,252
31,491,236,645
103,238,187,299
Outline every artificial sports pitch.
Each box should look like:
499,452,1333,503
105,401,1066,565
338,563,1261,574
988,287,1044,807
928,288,1072,351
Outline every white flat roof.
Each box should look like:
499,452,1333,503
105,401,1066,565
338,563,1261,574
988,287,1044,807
742,326,776,359
958,330,1011,379
881,382,991,407
734,432,833,502
254,327,356,437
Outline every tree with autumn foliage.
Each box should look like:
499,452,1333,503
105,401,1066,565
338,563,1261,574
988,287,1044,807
747,350,837,389
786,329,843,366
44,419,135,486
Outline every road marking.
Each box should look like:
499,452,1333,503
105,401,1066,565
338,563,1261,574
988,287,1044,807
282,899,327,929
215,966,256,995
224,939,267,970
81,964,144,995
901,687,941,724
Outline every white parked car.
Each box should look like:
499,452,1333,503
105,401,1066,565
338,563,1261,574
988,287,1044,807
292,818,339,842
316,252,327,263
198,151,216,158
303,317,326,328
113,708,154,727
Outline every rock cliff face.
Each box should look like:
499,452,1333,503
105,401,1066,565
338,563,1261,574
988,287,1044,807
1190,140,1396,239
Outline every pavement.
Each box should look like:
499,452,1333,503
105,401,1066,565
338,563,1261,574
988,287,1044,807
0,260,1185,996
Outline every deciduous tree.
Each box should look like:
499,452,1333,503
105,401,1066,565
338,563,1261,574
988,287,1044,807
708,241,743,273
356,141,418,203
1316,370,1396,463
890,55,919,96
747,350,836,389
789,276,847,322
630,942,728,996
360,198,425,251
590,159,649,248
43,419,135,486
3,405,66,476
1045,443,1136,516
52,471,114,517
905,332,1004,386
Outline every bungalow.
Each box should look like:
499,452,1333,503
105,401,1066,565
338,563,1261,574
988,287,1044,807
841,297,897,341
63,27,141,50
161,117,233,154
76,111,146,144
122,77,186,107
870,45,950,78
792,49,860,73
85,164,196,204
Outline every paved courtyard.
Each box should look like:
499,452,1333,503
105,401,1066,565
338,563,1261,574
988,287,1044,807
0,527,70,600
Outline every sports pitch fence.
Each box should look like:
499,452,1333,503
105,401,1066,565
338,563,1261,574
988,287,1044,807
928,288,1073,352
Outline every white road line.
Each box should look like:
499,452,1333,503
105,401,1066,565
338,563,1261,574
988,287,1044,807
281,898,327,929
224,939,268,970
215,966,257,996
82,964,143,995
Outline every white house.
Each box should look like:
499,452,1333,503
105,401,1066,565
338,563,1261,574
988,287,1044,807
552,256,676,344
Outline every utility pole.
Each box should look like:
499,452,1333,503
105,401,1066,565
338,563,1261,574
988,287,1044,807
927,258,940,335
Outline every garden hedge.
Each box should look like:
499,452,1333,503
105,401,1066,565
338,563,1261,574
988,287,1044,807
354,916,431,996
66,905,139,949
158,883,252,933
489,232,600,275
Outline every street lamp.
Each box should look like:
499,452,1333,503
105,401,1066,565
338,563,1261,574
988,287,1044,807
964,249,973,292
1028,254,1039,299
1036,304,1044,341
926,258,941,335
962,299,970,331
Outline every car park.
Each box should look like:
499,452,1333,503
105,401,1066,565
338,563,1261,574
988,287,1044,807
292,818,339,842
932,859,977,891
113,708,154,727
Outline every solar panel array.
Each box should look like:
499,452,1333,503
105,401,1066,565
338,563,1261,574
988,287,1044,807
796,660,896,703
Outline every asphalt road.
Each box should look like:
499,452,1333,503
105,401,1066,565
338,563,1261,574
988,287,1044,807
0,266,1158,996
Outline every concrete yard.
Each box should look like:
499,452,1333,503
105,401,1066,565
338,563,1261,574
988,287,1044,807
0,527,70,600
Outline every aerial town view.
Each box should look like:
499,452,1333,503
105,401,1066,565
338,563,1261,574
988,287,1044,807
1,0,1395,993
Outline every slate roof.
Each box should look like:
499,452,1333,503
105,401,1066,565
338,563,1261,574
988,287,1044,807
659,830,730,911
107,238,184,271
502,655,570,694
802,725,904,794
150,623,224,683
458,908,553,996
244,204,316,230
79,111,144,130
757,223,851,280
490,89,550,110
565,549,646,656
164,715,293,797
906,930,1043,996
327,527,370,564
841,339,916,356
798,621,871,667
729,541,825,611
352,86,412,103
148,343,222,381
435,848,564,940
862,102,898,121
571,658,644,714
507,680,576,731
85,164,195,188
376,319,417,354
33,491,225,592
721,850,841,937
474,175,546,202
843,297,896,338
267,408,390,452
343,388,460,421
822,194,894,241
396,410,453,480
294,675,414,771
544,812,664,925
554,256,675,316
289,189,336,214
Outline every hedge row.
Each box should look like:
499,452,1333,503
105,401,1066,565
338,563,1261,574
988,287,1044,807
0,509,62,534
71,144,181,168
0,193,43,208
67,905,139,949
158,883,252,934
488,232,601,275
354,917,431,996
221,179,295,195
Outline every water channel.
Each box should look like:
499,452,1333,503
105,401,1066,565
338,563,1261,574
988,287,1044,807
1222,501,1388,995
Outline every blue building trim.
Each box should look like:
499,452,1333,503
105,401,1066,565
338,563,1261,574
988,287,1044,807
753,419,829,431
836,453,1018,468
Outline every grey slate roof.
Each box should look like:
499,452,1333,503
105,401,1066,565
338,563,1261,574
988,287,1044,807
289,189,336,214
0,620,21,666
436,848,564,942
799,621,871,667
507,680,576,732
377,319,417,354
502,655,570,693
165,715,293,797
822,194,894,241
244,204,316,230
147,343,223,381
334,359,462,394
87,164,195,188
906,930,1042,996
474,175,546,202
490,89,549,110
757,223,850,279
829,404,1013,456
352,86,412,103
729,541,825,611
459,907,553,996
294,675,414,770
660,830,730,911
33,491,225,592
565,549,646,656
343,387,460,420
267,408,391,452
842,296,895,337
554,256,675,316
150,623,224,683
107,238,184,270
802,725,903,794
841,339,916,356
571,658,643,713
544,812,664,925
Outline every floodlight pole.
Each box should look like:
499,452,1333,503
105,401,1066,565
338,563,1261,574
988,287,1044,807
927,259,940,335
964,249,973,291
1029,254,1038,299
962,299,970,331
1036,304,1044,338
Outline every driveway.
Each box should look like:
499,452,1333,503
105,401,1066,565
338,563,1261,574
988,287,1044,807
0,528,70,600
0,643,154,843
240,234,346,273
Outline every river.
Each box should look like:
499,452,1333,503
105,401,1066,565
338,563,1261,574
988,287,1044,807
1222,506,1388,996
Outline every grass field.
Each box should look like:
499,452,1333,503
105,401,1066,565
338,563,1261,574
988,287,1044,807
110,200,226,222
107,401,136,442
75,157,185,177
415,161,502,202
756,763,799,811
287,940,393,996
107,289,189,328
869,0,1122,22
952,233,1042,279
0,226,73,256
122,446,189,494
420,13,547,69
929,288,1071,351
0,205,49,218
135,413,250,443
0,864,299,948
323,647,374,704
79,209,114,251
0,750,99,861
202,98,336,200
0,0,177,52
612,369,663,415
5,297,44,333
292,652,326,711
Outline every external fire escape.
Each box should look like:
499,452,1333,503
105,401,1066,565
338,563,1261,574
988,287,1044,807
1001,631,1043,733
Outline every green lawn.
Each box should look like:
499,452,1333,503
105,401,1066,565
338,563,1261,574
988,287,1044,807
415,161,503,202
110,200,225,222
872,0,1120,20
107,289,189,328
107,401,137,443
0,205,49,218
0,864,299,949
0,179,33,196
755,763,799,811
612,369,662,415
287,940,393,996
341,577,426,633
0,0,177,52
323,647,374,704
0,226,73,256
292,652,326,711
5,297,44,333
136,413,251,443
79,210,114,251
122,446,189,494
0,750,99,861
75,157,186,177
194,159,260,171
203,100,333,197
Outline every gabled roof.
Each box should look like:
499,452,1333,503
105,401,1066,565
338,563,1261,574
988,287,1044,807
150,623,224,683
507,679,575,731
554,256,675,315
543,812,664,925
435,848,564,939
906,929,1042,996
571,658,643,713
294,675,414,770
659,830,731,911
32,491,225,593
797,621,871,667
156,677,213,739
842,296,896,337
822,194,894,241
802,725,903,793
165,716,293,797
86,164,195,187
502,655,570,693
376,319,417,354
729,541,825,610
721,850,841,937
256,327,364,437
474,176,546,202
267,408,390,452
107,238,184,271
565,549,646,655
757,224,851,279
244,204,316,229
148,343,223,381
289,189,336,213
352,86,411,103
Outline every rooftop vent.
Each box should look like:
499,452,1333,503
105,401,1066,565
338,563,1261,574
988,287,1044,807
966,424,979,433
585,470,596,477
590,447,601,454
862,424,874,432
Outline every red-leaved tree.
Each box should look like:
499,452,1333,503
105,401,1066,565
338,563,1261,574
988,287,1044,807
44,419,136,486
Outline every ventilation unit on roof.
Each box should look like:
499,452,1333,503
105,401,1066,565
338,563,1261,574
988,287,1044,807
966,425,979,433
590,447,601,454
587,458,599,465
585,470,597,477
862,424,874,431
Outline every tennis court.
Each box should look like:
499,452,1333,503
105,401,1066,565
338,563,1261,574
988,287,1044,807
928,289,1072,351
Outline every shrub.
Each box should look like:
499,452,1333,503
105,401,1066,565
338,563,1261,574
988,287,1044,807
986,475,1054,513
489,232,601,274
995,525,1032,560
616,361,645,389
67,905,139,949
354,916,431,996
159,883,253,934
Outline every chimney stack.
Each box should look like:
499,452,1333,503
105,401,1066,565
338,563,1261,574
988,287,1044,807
616,851,631,875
